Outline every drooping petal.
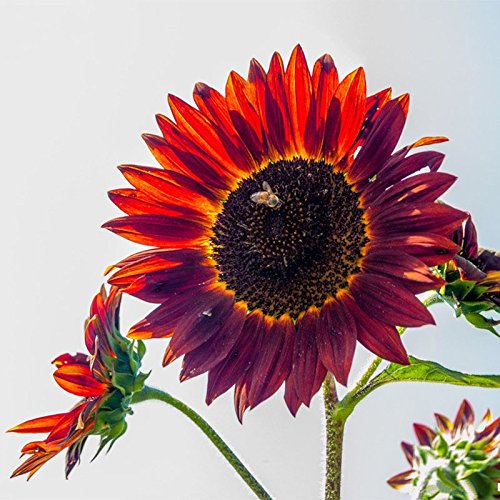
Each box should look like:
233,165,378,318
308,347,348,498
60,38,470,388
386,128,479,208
344,294,409,364
247,314,295,408
317,296,357,385
205,310,266,405
350,273,435,327
291,307,327,407
361,251,445,293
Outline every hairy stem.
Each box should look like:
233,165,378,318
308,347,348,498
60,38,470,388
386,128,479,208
131,385,271,500
323,373,345,500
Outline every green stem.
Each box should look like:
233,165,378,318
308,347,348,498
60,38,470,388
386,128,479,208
131,385,272,500
323,373,345,500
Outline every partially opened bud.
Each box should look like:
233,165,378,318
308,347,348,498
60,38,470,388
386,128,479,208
439,215,500,335
8,286,149,479
388,400,500,499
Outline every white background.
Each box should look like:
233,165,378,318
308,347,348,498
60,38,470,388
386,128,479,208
0,1,499,499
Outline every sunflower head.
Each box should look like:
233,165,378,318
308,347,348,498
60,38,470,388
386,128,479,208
104,45,467,418
388,400,500,499
8,286,149,479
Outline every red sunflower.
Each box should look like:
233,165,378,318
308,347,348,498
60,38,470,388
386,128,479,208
104,45,466,419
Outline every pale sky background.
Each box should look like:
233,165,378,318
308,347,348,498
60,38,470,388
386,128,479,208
0,1,499,499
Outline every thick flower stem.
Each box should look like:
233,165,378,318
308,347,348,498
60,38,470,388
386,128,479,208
131,385,271,500
323,373,345,500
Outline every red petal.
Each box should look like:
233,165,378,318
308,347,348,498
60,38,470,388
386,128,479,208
284,372,302,416
225,71,265,164
324,67,366,162
348,94,409,184
108,188,202,218
168,94,253,176
401,441,415,465
53,364,106,397
180,302,247,379
366,233,461,266
267,52,294,157
453,399,475,436
285,45,313,156
362,150,445,204
123,266,215,304
350,273,435,328
127,286,203,340
344,293,409,364
247,314,295,408
463,216,479,260
387,470,414,490
8,414,67,434
102,214,208,248
292,307,326,406
413,423,436,446
361,251,445,293
434,413,453,433
117,164,217,214
169,287,234,357
45,403,88,445
317,297,357,386
368,202,467,237
311,54,339,156
143,131,231,192
205,310,265,404
372,172,457,207
52,353,88,368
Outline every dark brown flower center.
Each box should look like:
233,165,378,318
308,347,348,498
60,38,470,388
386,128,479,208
210,158,368,318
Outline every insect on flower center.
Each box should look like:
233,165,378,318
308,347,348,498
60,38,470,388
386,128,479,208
210,158,368,318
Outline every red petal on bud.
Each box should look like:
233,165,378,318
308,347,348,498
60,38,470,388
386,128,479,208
387,470,414,490
413,423,436,446
434,413,453,433
453,399,475,436
401,441,415,465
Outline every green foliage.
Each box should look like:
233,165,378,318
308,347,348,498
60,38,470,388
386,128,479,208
436,263,499,337
371,356,500,389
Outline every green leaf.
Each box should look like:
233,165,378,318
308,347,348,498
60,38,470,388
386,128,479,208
370,357,500,389
464,313,499,336
444,279,476,301
459,301,496,315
